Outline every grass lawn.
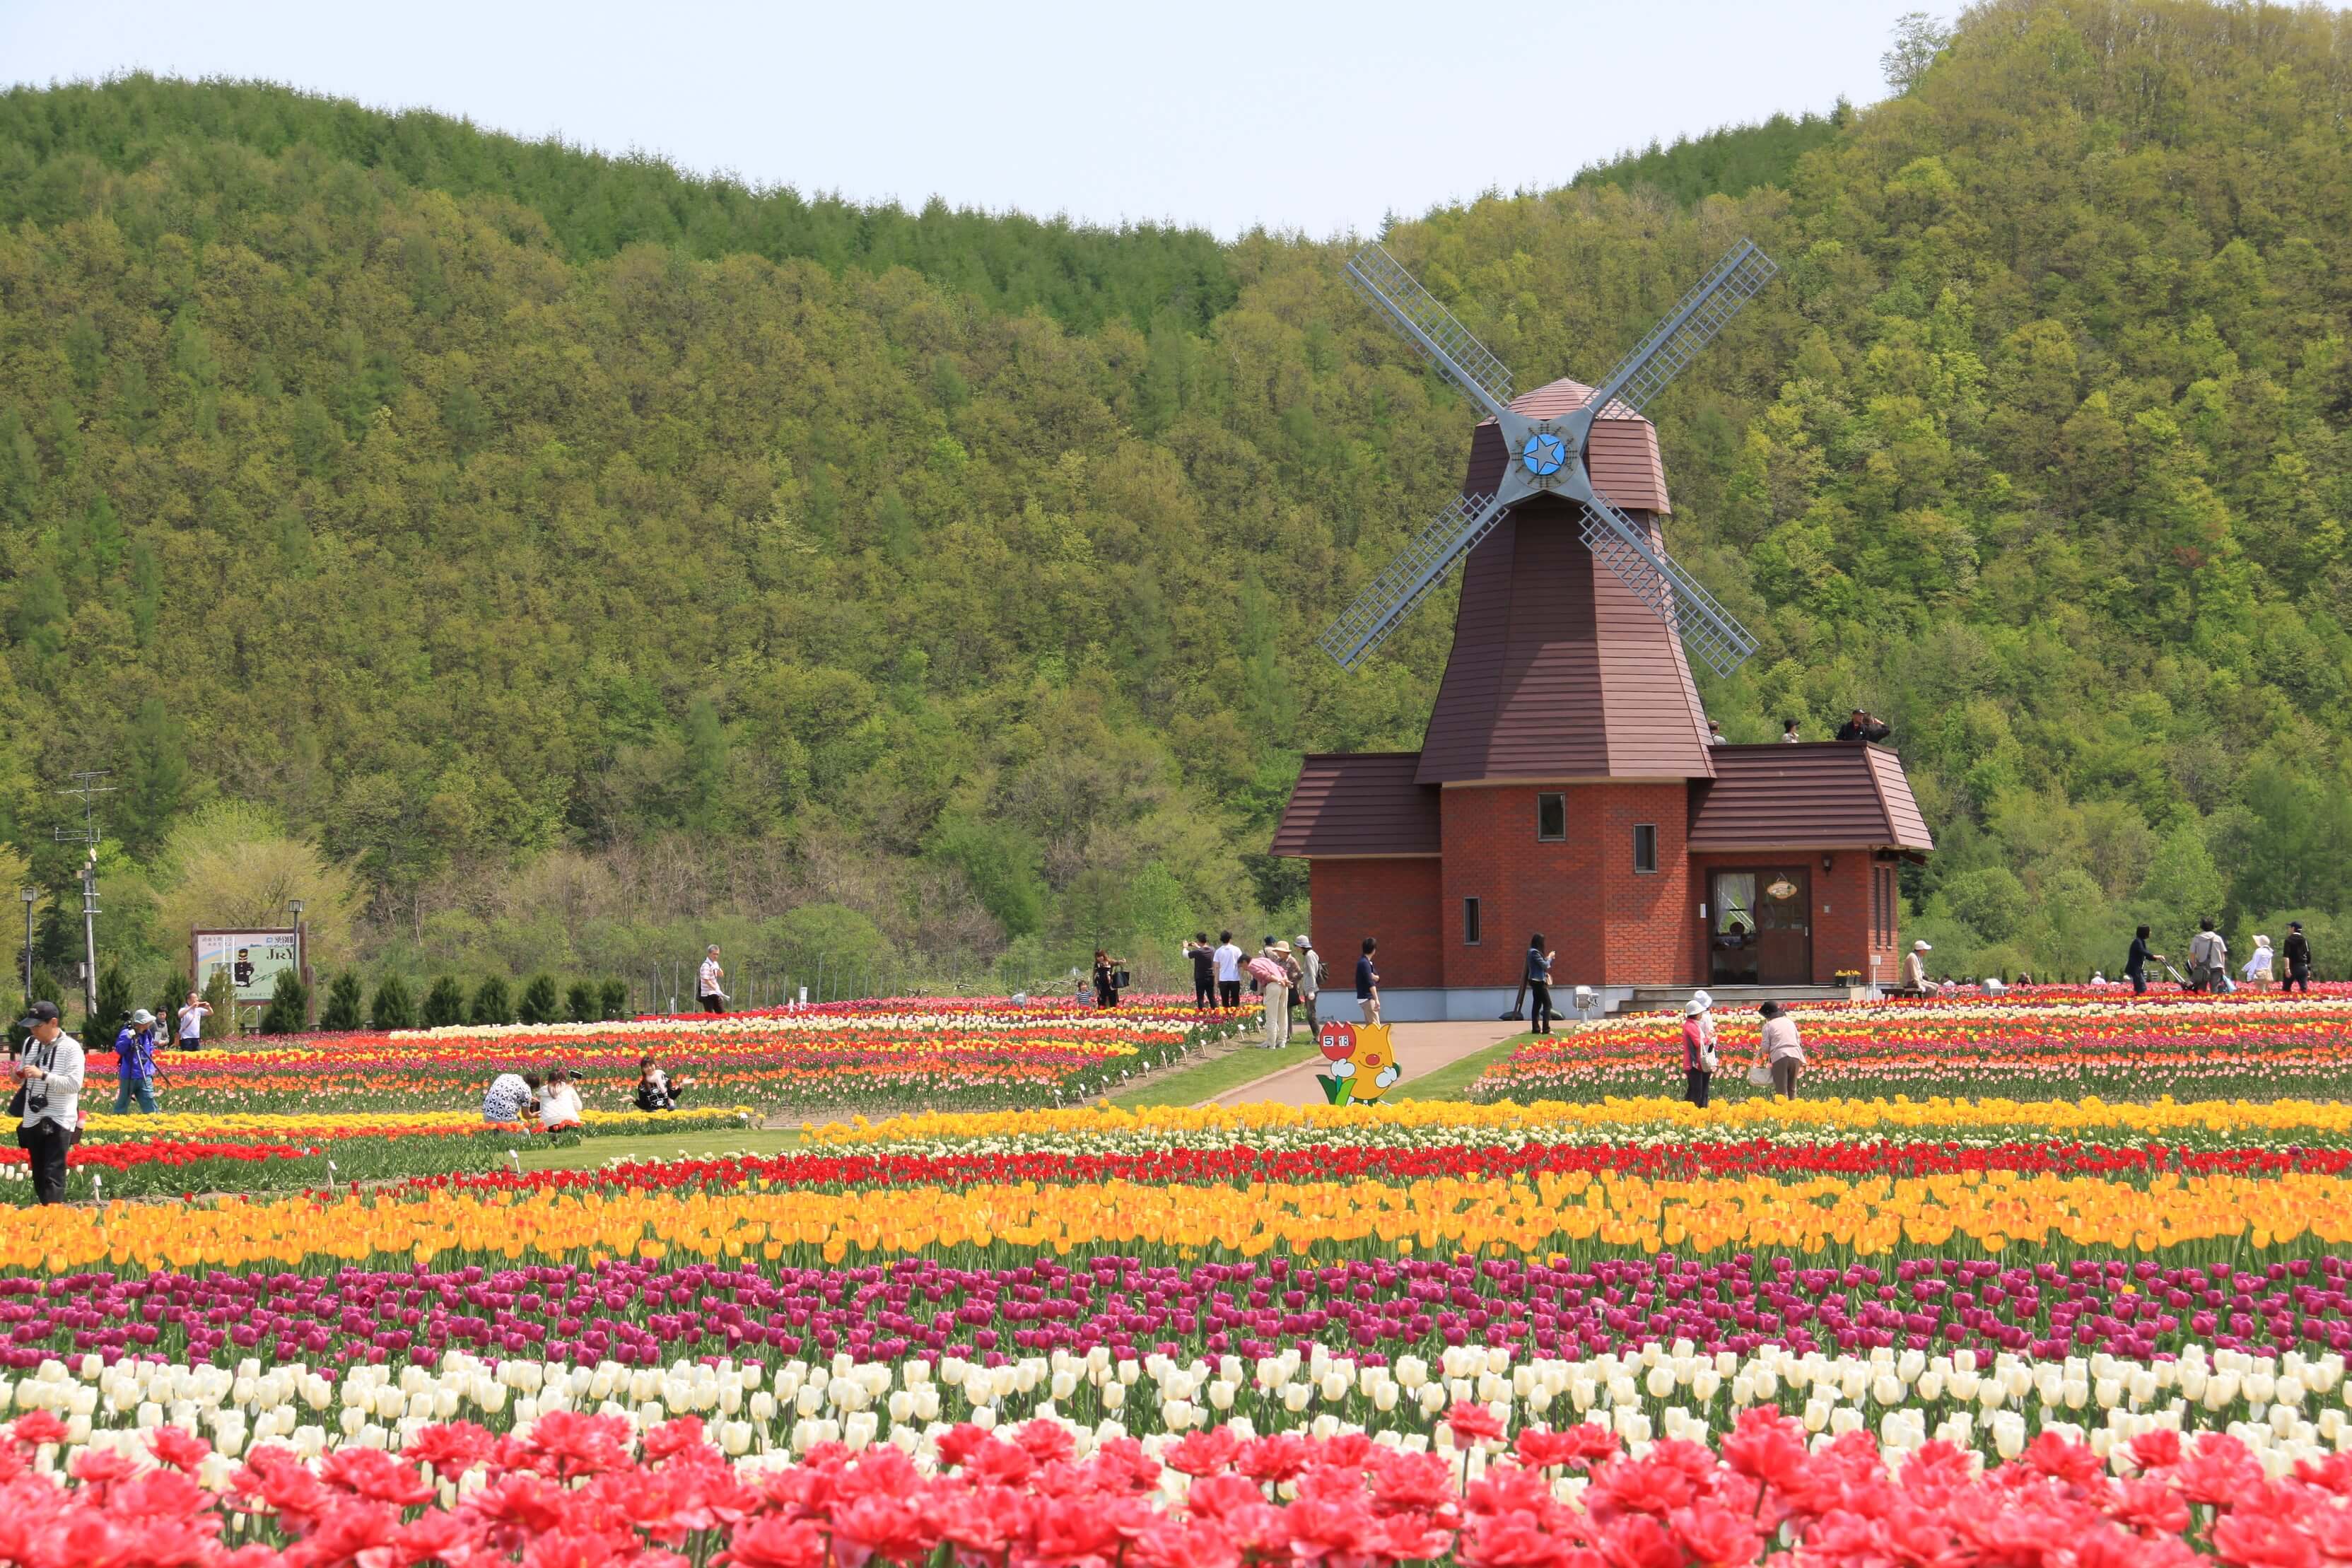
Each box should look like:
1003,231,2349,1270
1109,1041,1322,1107
518,1127,805,1172
1391,1031,1537,1102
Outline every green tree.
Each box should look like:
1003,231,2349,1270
420,976,467,1029
200,965,235,1039
467,974,511,1027
90,963,134,1038
259,968,308,1035
318,971,365,1031
515,972,560,1026
598,978,630,1021
563,980,598,1024
369,973,417,1031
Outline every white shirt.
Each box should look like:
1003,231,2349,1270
2191,931,2226,968
2244,946,2273,979
16,1034,82,1130
698,957,724,997
1296,949,1321,996
177,1003,206,1041
1212,943,1243,983
537,1083,584,1128
1905,951,1928,988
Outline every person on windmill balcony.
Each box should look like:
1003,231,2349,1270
1706,720,1728,746
1781,720,1802,744
1836,708,1892,743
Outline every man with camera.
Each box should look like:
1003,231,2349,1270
1836,708,1892,743
13,1001,83,1206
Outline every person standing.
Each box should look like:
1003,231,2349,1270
1836,708,1891,742
2125,925,2159,995
1525,935,1556,1035
112,1009,160,1114
13,1002,83,1206
1682,995,1716,1107
2187,920,2225,993
1186,935,1217,1011
1092,949,1124,1008
1249,942,1292,1048
2242,935,2275,991
1293,935,1321,1030
1355,937,1381,1026
1756,1001,1804,1099
1212,931,1244,1010
175,991,210,1052
696,946,727,1013
2284,922,2313,993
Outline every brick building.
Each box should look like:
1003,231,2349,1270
1273,378,1933,1020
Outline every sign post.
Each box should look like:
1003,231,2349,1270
191,930,301,1030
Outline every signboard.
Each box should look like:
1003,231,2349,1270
192,930,300,1005
1315,1020,1400,1106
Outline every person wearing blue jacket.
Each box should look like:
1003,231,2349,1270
112,1009,160,1113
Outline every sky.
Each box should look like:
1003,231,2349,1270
2,0,1931,238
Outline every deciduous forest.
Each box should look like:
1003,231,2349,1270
4,0,2352,998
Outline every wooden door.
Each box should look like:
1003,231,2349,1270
1753,870,1811,985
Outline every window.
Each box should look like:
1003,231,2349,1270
1632,824,1658,874
1536,792,1566,841
1462,896,1482,946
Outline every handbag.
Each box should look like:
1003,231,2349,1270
1745,1063,1774,1088
1113,969,1130,989
1699,1046,1719,1073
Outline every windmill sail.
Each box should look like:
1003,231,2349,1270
1316,491,1514,669
1344,245,1515,422
1583,239,1779,419
1576,494,1757,678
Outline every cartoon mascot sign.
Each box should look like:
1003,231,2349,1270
1316,1019,1400,1105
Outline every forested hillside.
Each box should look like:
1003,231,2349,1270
4,0,2352,995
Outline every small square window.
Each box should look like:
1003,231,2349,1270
1463,896,1482,946
1632,824,1658,874
1536,792,1566,841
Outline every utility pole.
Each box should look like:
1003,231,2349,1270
53,770,112,1025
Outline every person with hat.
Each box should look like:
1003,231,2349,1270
13,1002,83,1205
2283,922,2312,993
1681,993,1717,1107
1293,935,1322,1030
1755,1001,1804,1099
1904,939,1932,993
1835,708,1891,743
112,1008,161,1113
1248,941,1293,1048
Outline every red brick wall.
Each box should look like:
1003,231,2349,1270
1689,853,1899,985
1439,783,1695,988
1309,859,1444,989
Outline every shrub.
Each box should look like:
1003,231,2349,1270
200,966,235,1038
154,973,192,1041
468,975,512,1027
420,976,467,1029
515,973,561,1026
599,977,630,1021
318,971,365,1031
564,981,598,1024
93,963,135,1038
370,973,417,1031
259,969,308,1035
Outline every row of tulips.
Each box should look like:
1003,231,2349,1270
90,1000,1238,1117
0,1396,2336,1568
15,1335,2352,1477
1469,993,2352,1104
16,1248,2352,1371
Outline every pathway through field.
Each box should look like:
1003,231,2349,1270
1210,1021,1525,1107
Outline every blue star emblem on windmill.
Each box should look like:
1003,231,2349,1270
1521,431,1567,477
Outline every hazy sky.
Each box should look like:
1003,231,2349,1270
4,1,1931,238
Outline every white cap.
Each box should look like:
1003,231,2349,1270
129,1009,154,1026
1684,998,1707,1016
1690,989,1713,1010
1914,940,1932,952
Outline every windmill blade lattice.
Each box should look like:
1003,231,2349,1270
1345,245,1516,421
1317,491,1514,669
1576,493,1757,678
1583,239,1779,419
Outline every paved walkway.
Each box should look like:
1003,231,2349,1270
1210,1020,1522,1108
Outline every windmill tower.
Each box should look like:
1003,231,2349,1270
1272,242,1933,1016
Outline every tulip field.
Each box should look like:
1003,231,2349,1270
11,993,2352,1560
1470,990,2352,1104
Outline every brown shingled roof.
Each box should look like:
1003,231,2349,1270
1462,377,1670,514
1415,496,1716,785
1687,743,1936,851
1270,753,1440,858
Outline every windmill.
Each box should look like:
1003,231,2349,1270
1318,239,1777,677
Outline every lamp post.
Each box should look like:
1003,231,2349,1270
288,899,308,1029
18,887,33,1011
